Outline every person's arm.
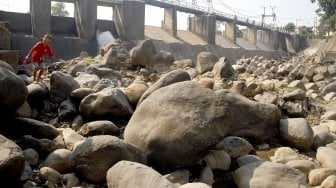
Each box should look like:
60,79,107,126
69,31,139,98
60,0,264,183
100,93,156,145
25,42,40,60
46,45,55,60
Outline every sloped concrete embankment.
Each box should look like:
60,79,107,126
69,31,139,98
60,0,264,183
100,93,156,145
151,39,284,63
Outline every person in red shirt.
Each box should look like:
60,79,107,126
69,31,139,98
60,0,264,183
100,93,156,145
24,34,54,83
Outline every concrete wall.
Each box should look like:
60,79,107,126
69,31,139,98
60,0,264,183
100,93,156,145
225,22,236,44
0,11,31,34
161,7,177,36
188,14,216,44
113,1,145,41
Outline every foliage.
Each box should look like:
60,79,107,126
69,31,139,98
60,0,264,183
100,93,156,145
311,0,336,35
284,22,296,32
298,26,315,38
51,2,69,17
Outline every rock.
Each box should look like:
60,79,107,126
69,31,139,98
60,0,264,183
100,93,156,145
237,155,263,167
320,175,336,188
254,92,278,105
285,160,318,175
124,81,231,169
198,166,214,186
270,147,310,164
197,78,214,89
71,115,85,131
316,147,336,168
26,82,48,112
129,38,157,67
61,128,85,150
58,99,78,122
203,150,231,170
278,118,314,150
212,57,234,80
74,72,100,88
283,101,307,118
320,120,336,134
93,78,117,92
19,135,65,154
20,161,32,181
50,71,80,103
77,120,120,137
196,51,218,74
312,125,334,149
70,135,146,183
164,169,190,187
0,67,28,113
106,161,174,188
7,117,59,139
0,134,25,181
322,81,336,95
23,148,39,166
85,65,121,80
138,70,191,104
308,168,336,186
174,59,193,68
70,88,95,104
68,62,87,77
15,101,33,118
79,87,133,118
321,111,336,121
39,167,62,184
218,90,281,142
62,173,80,188
233,161,308,188
43,149,73,173
221,136,253,158
282,89,306,101
124,80,149,105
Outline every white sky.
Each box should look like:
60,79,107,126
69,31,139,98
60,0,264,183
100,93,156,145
0,0,319,30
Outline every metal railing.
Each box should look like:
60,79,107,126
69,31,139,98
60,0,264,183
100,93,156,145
145,0,291,34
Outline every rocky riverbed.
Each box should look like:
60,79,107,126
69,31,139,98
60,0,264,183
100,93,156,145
1,37,336,188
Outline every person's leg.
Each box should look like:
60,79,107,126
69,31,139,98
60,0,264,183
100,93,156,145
36,63,45,82
33,63,39,83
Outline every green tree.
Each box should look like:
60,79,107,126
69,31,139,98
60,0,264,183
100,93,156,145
51,2,69,17
284,22,296,32
311,0,336,35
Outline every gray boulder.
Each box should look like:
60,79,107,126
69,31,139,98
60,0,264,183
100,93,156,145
212,57,234,80
129,39,157,67
196,51,218,74
79,87,133,118
124,81,231,169
106,161,174,188
77,120,120,137
50,71,80,103
70,135,146,183
0,67,28,113
234,161,308,188
0,134,25,181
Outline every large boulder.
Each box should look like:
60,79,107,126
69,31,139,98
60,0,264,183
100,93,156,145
106,161,175,188
196,51,218,74
26,83,49,112
124,81,232,169
49,71,80,103
234,161,308,188
278,118,314,150
79,87,133,118
129,39,157,67
0,67,28,113
212,57,234,80
70,135,146,183
216,90,281,142
0,134,25,182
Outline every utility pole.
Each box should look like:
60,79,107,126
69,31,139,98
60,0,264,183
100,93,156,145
261,5,276,27
261,6,266,26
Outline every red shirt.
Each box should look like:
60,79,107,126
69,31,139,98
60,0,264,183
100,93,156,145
31,42,53,63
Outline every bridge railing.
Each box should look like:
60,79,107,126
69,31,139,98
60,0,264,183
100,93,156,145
145,0,291,34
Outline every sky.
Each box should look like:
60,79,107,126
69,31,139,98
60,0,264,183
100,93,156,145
0,0,319,30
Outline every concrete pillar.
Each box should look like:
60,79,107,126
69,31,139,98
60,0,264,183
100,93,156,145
30,0,51,37
161,7,177,37
0,22,10,50
74,0,97,39
246,26,257,45
225,22,236,44
188,14,216,44
114,0,145,41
